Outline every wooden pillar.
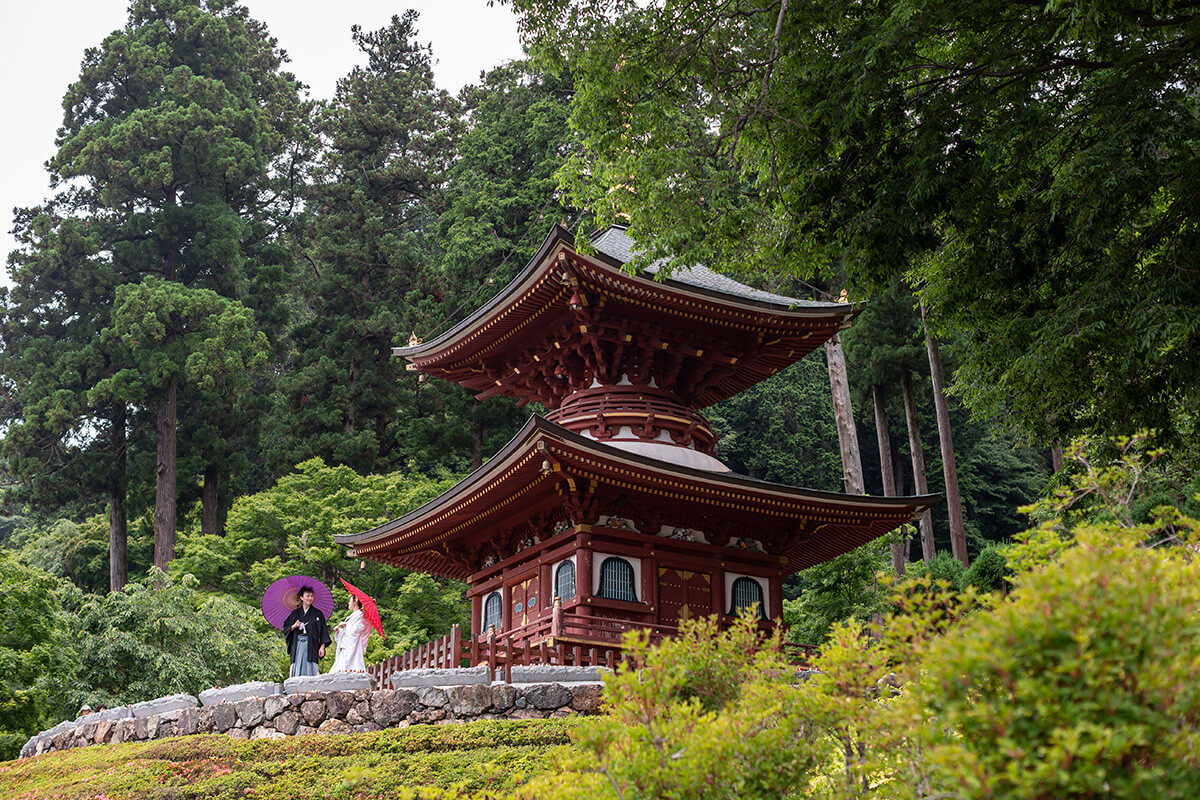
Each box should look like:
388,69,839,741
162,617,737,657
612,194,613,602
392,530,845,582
769,575,783,621
578,547,593,600
471,592,483,637
711,567,724,619
641,555,656,613
539,560,553,612
501,584,512,632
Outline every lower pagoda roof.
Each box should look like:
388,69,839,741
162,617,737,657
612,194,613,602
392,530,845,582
336,417,939,581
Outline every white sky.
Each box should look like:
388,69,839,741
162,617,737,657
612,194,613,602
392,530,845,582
0,0,527,279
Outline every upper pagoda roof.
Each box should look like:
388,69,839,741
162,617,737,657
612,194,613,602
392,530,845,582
335,416,938,581
395,225,860,409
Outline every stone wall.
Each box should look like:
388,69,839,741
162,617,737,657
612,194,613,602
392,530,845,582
20,681,604,759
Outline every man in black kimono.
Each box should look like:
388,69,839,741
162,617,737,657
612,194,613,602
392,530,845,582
282,586,331,677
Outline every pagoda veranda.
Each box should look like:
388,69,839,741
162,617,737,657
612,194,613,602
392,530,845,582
337,225,937,681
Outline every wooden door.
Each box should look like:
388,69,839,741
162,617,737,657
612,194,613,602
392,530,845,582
657,568,711,626
508,574,541,630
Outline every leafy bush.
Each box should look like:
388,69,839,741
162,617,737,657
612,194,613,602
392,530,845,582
961,544,1008,593
904,551,965,589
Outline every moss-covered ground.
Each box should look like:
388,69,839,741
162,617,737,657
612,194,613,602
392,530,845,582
0,719,577,799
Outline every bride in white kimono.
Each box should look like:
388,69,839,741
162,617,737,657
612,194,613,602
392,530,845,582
330,595,371,673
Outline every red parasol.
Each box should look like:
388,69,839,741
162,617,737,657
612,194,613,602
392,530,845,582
340,578,385,640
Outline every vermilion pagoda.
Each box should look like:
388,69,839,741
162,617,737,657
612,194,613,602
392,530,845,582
337,225,937,656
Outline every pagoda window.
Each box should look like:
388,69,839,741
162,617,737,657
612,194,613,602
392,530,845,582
597,557,638,603
728,576,767,620
554,560,576,602
482,591,503,633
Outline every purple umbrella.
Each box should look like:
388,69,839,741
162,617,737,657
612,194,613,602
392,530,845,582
262,575,334,630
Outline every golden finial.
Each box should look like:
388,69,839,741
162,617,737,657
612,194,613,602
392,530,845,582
408,331,423,347
836,289,849,304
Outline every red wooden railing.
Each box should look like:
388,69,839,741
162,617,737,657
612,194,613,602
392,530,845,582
367,624,467,690
366,601,821,687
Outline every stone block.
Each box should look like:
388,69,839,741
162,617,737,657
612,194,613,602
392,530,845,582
235,698,266,728
156,721,177,739
197,707,216,733
251,726,286,740
283,672,374,694
354,722,382,733
448,684,492,717
263,695,288,720
352,700,373,722
326,691,355,720
144,716,159,740
130,717,149,741
318,718,352,734
409,707,447,724
228,728,250,740
176,708,200,736
521,683,573,710
92,706,133,723
415,686,448,708
370,689,417,727
212,703,238,732
94,720,114,744
346,707,364,725
508,708,549,720
287,693,306,706
130,694,197,718
354,688,372,702
508,665,608,684
490,684,517,712
390,665,490,689
297,725,318,736
569,683,605,713
300,700,327,727
199,681,283,707
274,710,301,736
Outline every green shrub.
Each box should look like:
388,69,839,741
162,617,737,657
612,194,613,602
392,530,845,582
961,544,1009,593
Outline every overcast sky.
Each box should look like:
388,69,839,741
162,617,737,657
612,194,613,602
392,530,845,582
0,0,527,280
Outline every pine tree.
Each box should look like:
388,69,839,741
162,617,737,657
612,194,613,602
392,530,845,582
2,0,306,582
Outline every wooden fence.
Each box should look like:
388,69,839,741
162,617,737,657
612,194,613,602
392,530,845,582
366,600,820,688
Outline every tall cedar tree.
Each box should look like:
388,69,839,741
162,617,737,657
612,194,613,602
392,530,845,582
273,12,460,476
2,0,305,585
402,61,578,472
506,0,1200,445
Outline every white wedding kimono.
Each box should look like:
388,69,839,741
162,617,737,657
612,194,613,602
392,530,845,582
330,609,370,673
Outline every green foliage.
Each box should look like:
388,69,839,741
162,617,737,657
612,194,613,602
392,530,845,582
0,720,574,795
272,12,460,476
904,551,965,591
172,457,467,659
783,541,890,646
961,545,1008,593
66,569,284,710
710,357,843,491
520,616,825,799
506,0,1200,443
0,553,76,761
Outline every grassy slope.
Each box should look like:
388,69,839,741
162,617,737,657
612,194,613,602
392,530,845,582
0,719,576,800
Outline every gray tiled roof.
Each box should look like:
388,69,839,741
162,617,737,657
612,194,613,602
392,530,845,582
590,227,842,309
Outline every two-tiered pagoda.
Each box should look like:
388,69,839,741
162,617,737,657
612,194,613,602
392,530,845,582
336,225,936,654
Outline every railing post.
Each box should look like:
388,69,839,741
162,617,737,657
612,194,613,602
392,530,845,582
450,624,462,668
487,625,497,679
551,597,563,638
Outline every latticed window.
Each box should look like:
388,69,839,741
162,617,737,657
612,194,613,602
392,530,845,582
554,560,576,601
597,557,638,602
729,576,766,619
482,592,503,633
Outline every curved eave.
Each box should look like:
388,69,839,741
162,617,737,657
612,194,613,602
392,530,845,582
393,225,861,368
336,416,939,578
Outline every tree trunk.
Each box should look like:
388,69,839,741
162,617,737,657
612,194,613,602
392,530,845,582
901,371,936,564
471,418,485,470
1051,443,1065,473
108,405,128,593
921,302,968,568
202,464,221,537
872,385,904,576
824,333,865,494
154,377,178,572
